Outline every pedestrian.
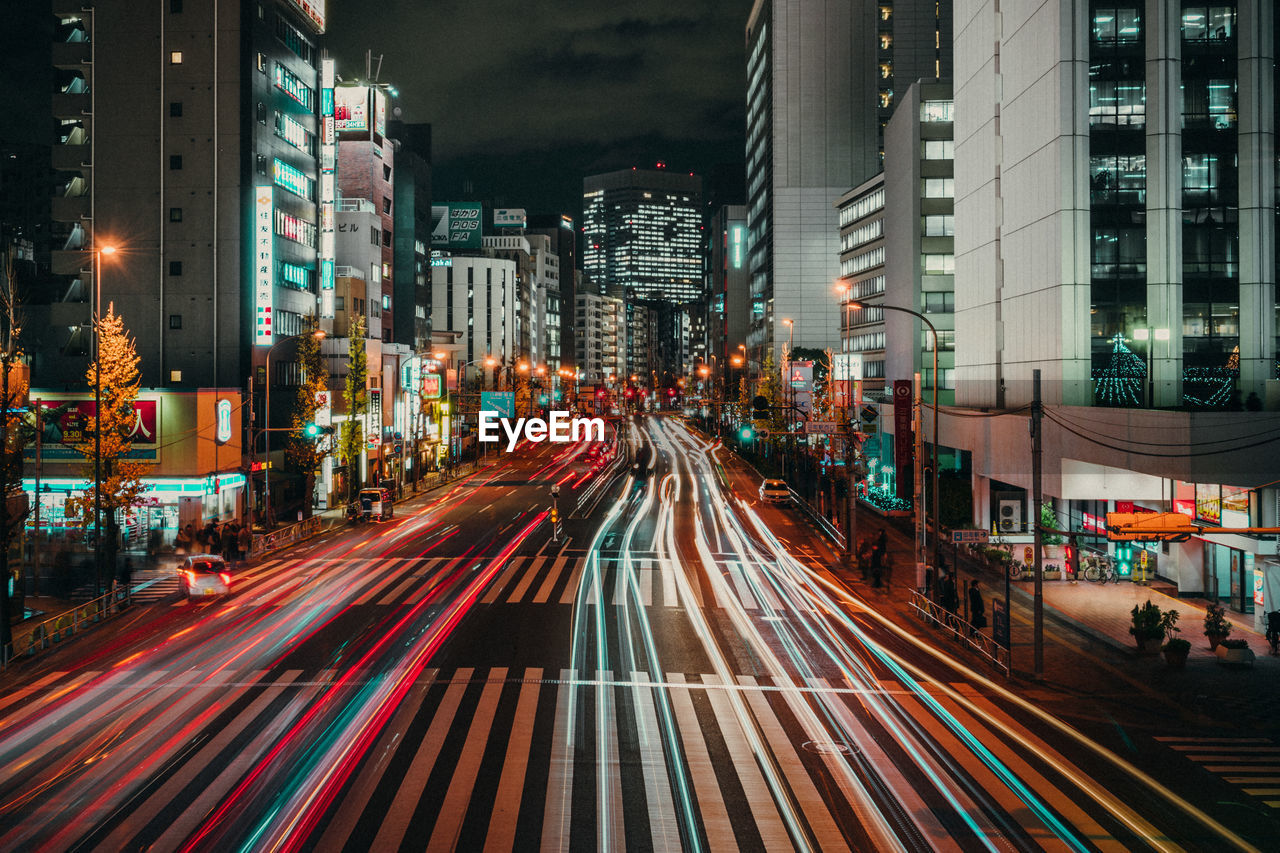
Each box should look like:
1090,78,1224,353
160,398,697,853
206,521,221,556
175,524,192,556
881,549,894,591
856,538,871,580
875,527,887,556
870,541,884,588
238,523,252,566
968,579,987,635
120,555,133,587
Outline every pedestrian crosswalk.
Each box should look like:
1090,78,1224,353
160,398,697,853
128,568,184,602
1155,735,1280,808
0,665,1134,851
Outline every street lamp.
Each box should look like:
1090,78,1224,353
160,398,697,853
847,299,941,573
262,328,325,529
93,244,116,595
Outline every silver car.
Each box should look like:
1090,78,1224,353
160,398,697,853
180,554,232,600
759,479,790,504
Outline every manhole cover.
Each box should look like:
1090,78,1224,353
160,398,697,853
801,740,857,755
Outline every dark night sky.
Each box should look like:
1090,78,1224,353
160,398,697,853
327,0,749,217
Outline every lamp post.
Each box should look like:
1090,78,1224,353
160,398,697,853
261,328,325,529
93,244,116,595
847,299,941,571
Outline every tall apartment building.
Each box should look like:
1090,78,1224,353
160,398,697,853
44,0,330,389
745,0,951,369
430,253,517,385
947,0,1280,612
574,291,623,386
581,167,702,304
837,176,887,394
528,213,578,371
484,233,560,369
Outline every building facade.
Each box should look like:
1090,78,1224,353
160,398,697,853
574,291,623,386
581,167,702,304
706,205,749,383
430,253,517,385
837,175,888,395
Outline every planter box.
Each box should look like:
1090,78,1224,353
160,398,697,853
1043,569,1062,581
1215,645,1256,667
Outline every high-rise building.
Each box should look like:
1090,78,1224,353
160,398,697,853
388,120,432,352
745,0,950,368
837,175,887,395
430,253,517,385
944,0,1280,609
43,0,330,389
581,167,702,304
528,213,578,371
706,204,748,382
574,291,623,386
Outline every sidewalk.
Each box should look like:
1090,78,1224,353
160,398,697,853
1009,576,1273,662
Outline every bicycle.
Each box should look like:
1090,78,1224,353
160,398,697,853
1082,554,1116,584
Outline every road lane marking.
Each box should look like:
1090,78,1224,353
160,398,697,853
540,669,576,849
483,668,543,852
737,675,849,851
666,674,735,851
372,668,474,850
700,674,790,849
507,556,548,604
481,556,527,604
532,556,569,604
352,559,413,606
377,573,421,606
96,669,291,851
427,668,509,851
632,672,681,852
559,557,586,605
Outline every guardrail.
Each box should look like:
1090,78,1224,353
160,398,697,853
908,589,1010,677
250,514,324,558
6,584,134,668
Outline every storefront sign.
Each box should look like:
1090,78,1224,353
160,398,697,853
32,400,159,460
315,390,331,427
892,379,914,501
215,398,232,444
1222,487,1250,529
254,187,273,343
1195,483,1221,525
421,374,442,399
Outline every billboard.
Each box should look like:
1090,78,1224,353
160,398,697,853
494,208,527,228
283,0,325,32
374,88,387,137
431,204,483,249
31,400,159,461
334,87,369,133
421,374,442,399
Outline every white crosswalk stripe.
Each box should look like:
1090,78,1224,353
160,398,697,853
1155,735,1280,808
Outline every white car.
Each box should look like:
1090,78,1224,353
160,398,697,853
180,555,232,600
759,479,790,504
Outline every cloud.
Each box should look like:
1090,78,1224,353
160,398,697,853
326,1,746,161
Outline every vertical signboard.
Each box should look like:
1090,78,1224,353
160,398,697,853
374,88,387,137
892,379,914,501
318,58,336,320
254,187,274,343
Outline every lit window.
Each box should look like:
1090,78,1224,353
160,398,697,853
169,51,183,64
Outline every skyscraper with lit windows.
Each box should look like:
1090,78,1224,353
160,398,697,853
581,167,703,303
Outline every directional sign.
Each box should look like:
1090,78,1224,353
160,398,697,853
951,529,990,544
804,421,839,435
480,391,515,419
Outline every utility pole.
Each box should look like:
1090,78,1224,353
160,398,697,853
1031,368,1044,679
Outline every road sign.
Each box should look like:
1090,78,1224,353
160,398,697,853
480,391,515,419
804,421,839,435
1022,546,1034,567
951,529,990,544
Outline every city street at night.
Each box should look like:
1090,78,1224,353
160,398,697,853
0,419,1272,851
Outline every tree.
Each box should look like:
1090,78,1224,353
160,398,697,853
760,349,785,430
0,247,31,655
284,316,328,515
63,304,150,595
338,314,368,502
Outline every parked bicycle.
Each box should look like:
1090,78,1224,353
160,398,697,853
1082,553,1116,584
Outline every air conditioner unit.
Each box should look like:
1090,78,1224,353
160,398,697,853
998,499,1022,533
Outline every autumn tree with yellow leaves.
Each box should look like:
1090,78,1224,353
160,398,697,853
64,304,150,594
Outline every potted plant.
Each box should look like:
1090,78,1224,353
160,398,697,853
1162,637,1191,668
1215,637,1256,667
1129,600,1178,653
1042,562,1062,581
1203,602,1232,651
1040,504,1065,561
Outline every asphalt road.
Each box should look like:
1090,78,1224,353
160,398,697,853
0,416,1270,851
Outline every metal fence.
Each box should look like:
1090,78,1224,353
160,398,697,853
6,584,134,668
909,589,1011,677
250,514,324,558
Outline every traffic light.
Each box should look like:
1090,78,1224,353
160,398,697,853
550,507,559,524
739,425,755,443
303,422,334,439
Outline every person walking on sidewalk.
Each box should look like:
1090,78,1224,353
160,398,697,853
939,572,959,625
870,540,884,588
968,579,987,636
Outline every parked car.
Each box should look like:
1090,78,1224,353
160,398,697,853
180,555,231,600
759,479,790,504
